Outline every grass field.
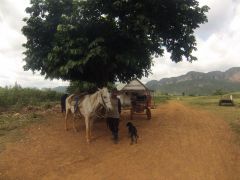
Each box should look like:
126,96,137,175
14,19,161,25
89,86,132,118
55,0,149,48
153,94,171,104
173,93,240,142
0,86,62,111
0,112,44,152
0,86,61,151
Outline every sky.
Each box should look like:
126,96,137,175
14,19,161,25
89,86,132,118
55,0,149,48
0,0,240,88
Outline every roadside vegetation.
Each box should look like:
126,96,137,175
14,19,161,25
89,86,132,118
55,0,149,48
0,84,62,111
0,85,63,151
153,93,171,104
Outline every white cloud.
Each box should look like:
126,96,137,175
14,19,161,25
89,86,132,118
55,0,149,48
196,0,237,39
140,0,240,83
0,0,69,88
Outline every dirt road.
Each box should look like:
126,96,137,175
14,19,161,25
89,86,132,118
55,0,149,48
0,101,240,179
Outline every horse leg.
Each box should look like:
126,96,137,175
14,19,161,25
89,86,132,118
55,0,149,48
89,119,94,139
85,117,90,143
65,109,69,131
73,114,78,132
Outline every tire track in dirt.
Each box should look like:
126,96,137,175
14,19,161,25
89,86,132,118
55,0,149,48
181,103,240,179
0,101,240,179
164,102,240,179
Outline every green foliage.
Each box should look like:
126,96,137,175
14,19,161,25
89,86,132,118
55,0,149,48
189,93,197,96
147,79,240,95
67,81,98,94
22,0,209,86
213,89,228,95
0,86,62,109
154,95,171,104
67,80,116,94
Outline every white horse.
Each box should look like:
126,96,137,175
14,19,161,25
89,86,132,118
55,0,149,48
65,87,112,143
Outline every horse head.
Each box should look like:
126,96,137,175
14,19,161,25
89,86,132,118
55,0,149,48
99,87,113,111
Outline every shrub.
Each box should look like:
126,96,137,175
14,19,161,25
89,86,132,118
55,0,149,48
0,86,62,110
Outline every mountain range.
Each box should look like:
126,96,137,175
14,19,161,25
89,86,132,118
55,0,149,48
145,67,240,95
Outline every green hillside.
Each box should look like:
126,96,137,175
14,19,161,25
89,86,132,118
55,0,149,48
157,79,240,95
146,67,240,95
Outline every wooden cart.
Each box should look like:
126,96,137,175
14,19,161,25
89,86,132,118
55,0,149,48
118,78,154,120
130,95,151,120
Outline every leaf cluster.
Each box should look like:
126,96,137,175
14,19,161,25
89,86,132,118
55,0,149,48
22,0,209,86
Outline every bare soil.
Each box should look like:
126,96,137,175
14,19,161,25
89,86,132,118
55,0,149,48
0,101,240,180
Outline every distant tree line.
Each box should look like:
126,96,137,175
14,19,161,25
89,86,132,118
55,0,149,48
0,83,62,109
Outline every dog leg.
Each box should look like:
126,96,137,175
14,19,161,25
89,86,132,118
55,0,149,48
128,131,131,138
130,135,134,145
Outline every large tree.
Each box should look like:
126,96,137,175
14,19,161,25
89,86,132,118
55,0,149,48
22,0,209,86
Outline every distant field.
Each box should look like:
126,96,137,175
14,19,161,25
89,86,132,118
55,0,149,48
0,86,62,111
153,94,171,104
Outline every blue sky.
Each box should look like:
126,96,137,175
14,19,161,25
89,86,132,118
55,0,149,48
0,0,240,88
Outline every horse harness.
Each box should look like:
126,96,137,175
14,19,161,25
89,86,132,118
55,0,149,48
73,91,109,119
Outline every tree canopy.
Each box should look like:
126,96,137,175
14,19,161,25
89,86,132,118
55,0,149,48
22,0,209,86
66,80,115,94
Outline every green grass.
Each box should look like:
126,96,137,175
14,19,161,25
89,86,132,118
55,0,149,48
0,86,63,110
0,112,44,152
179,94,240,143
0,85,61,152
153,95,171,104
0,112,43,131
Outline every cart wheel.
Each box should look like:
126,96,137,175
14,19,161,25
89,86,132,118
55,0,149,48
146,108,151,120
130,108,133,120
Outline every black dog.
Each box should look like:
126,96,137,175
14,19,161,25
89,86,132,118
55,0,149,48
126,122,138,144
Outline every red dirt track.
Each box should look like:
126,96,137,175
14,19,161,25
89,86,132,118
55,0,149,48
1,101,240,179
